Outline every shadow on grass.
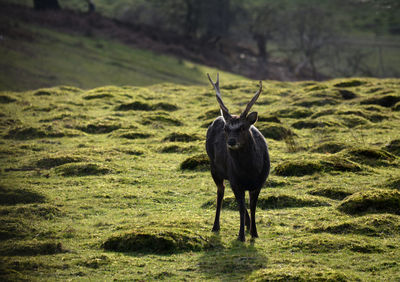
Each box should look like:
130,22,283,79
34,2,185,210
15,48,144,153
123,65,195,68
197,234,267,280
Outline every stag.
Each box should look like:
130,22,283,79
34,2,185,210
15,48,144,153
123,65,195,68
205,73,270,242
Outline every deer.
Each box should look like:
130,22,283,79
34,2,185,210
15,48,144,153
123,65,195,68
205,73,270,242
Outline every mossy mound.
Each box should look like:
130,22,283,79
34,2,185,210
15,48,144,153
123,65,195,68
160,145,196,153
202,194,328,210
0,218,37,240
337,89,357,99
334,79,366,87
55,163,111,177
293,98,339,108
35,155,83,169
312,214,400,237
274,157,361,177
360,94,400,107
310,109,336,119
0,95,17,103
180,154,209,171
198,109,220,120
337,189,400,215
113,131,152,140
77,122,121,134
115,101,178,111
393,101,400,111
340,114,370,128
257,123,294,141
102,228,213,254
308,187,353,200
141,112,183,126
0,186,46,205
385,139,400,156
257,115,281,123
163,132,201,142
83,93,114,100
311,141,348,154
274,160,323,176
383,177,400,190
0,240,66,256
247,266,354,282
0,204,62,220
343,147,397,166
4,126,66,140
290,234,382,253
273,107,313,119
291,120,338,129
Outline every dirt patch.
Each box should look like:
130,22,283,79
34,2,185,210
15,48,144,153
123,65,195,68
102,228,213,254
180,154,209,171
312,214,400,237
337,189,400,215
55,163,111,177
0,186,46,205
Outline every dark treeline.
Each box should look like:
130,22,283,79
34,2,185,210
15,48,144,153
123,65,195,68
34,0,400,80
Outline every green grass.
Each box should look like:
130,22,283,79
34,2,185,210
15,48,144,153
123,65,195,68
0,22,243,91
1,77,400,280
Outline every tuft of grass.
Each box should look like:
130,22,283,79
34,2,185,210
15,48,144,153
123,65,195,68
102,228,215,254
4,126,66,140
308,187,353,200
0,95,17,103
360,94,400,108
163,132,201,142
0,240,66,256
55,163,111,177
334,79,366,87
257,123,294,141
343,147,397,166
35,155,83,169
248,266,355,282
77,122,121,134
338,189,400,215
383,177,400,190
289,234,383,253
273,107,313,118
337,89,357,99
180,154,209,171
385,139,400,156
115,101,178,112
312,214,400,237
141,112,183,126
0,186,46,205
292,119,338,129
311,141,348,154
274,160,323,176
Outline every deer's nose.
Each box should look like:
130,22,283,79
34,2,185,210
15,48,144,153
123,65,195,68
227,139,237,147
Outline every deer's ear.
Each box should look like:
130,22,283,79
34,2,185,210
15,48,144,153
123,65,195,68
246,112,258,125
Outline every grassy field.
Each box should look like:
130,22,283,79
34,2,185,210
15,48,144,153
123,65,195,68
1,77,400,280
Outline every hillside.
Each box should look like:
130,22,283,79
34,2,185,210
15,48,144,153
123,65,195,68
1,78,400,280
0,4,243,91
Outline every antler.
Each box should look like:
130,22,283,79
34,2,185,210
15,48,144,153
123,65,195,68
240,81,262,118
207,73,230,117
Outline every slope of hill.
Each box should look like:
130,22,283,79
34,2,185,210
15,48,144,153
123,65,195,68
1,78,400,280
0,4,243,91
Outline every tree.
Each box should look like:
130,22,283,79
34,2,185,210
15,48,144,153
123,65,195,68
246,1,282,62
33,0,60,10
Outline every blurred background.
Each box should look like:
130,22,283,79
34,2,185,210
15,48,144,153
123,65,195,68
1,0,399,90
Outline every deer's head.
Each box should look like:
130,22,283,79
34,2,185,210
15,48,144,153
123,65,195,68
207,73,262,150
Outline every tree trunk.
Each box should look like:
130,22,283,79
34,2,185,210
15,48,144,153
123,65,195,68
33,0,60,10
254,34,268,62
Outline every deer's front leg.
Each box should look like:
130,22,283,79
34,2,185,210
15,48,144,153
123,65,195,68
233,188,246,242
212,182,225,232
